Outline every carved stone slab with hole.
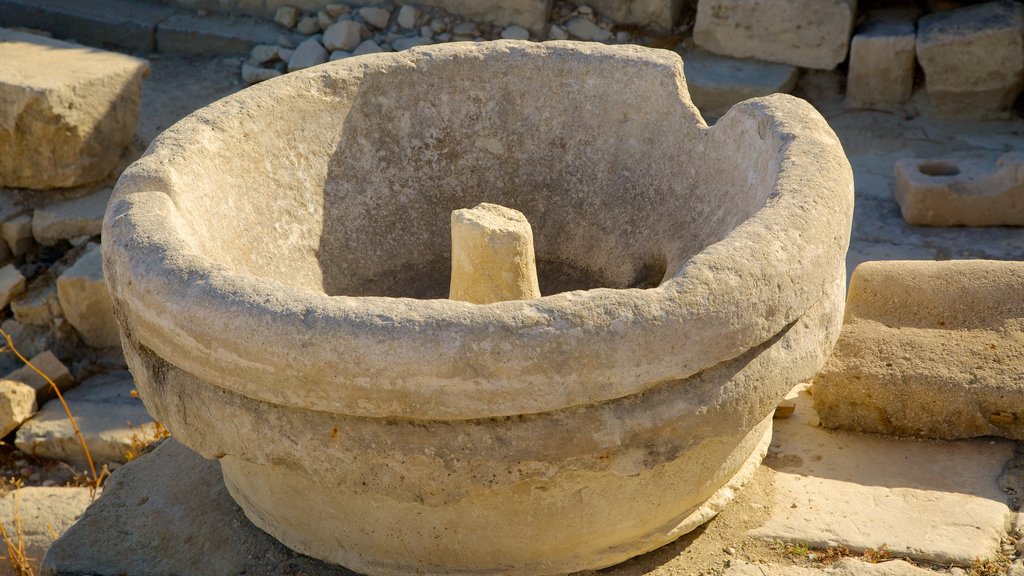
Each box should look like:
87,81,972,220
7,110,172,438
895,152,1024,227
101,41,853,575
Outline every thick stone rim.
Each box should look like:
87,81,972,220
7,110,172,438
103,41,853,420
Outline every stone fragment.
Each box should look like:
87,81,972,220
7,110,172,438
274,6,300,29
31,188,111,246
352,39,382,56
751,383,1014,565
450,204,541,304
156,13,280,56
322,20,362,52
287,37,328,72
16,371,157,465
916,1,1024,120
317,10,334,30
814,259,1024,441
894,152,1024,227
11,282,60,326
391,36,432,51
295,15,321,35
359,6,392,29
397,5,420,29
2,215,32,256
0,351,73,438
325,4,350,18
846,20,916,110
549,23,569,40
0,487,92,576
250,43,279,64
565,16,612,42
0,264,26,310
501,25,530,40
0,29,148,190
241,63,282,85
451,21,479,37
41,439,353,576
56,245,120,349
694,0,856,70
683,50,799,118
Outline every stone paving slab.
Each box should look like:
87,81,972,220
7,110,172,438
0,487,92,576
750,384,1014,565
725,559,950,576
0,0,178,52
156,13,282,56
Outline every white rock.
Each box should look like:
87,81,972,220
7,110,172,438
430,18,447,33
317,10,334,30
325,3,350,18
0,487,92,576
1,214,32,256
565,16,611,42
31,188,111,246
241,63,282,85
0,350,73,438
391,36,433,51
56,244,120,348
352,39,382,56
397,5,420,29
420,26,434,39
273,6,300,29
249,43,279,64
17,371,158,466
451,21,479,36
694,0,857,70
501,25,530,40
278,47,294,62
846,20,916,110
287,37,328,72
548,24,569,40
11,281,60,326
295,15,321,35
322,20,362,52
359,7,391,29
0,263,25,309
329,50,350,61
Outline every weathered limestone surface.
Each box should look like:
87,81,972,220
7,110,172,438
0,351,73,438
846,20,916,110
814,260,1024,440
0,0,178,52
57,244,120,349
693,0,857,70
751,384,1014,565
0,487,92,576
11,282,61,326
894,152,1024,226
449,203,541,304
42,439,355,576
0,264,25,309
0,28,149,189
32,188,111,246
916,0,1024,120
2,214,33,256
683,50,798,118
104,42,853,575
725,559,951,576
16,371,157,465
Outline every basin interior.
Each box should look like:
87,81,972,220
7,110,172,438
164,45,781,299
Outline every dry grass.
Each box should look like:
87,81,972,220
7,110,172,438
124,420,170,462
0,480,33,576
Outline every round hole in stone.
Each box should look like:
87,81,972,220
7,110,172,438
918,161,961,177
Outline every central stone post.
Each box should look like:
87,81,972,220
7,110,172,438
449,202,541,304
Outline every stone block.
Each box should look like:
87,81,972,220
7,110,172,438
287,37,328,71
56,244,120,348
322,20,362,52
846,20,916,110
683,50,799,118
751,383,1014,564
17,371,158,465
894,152,1024,226
570,0,681,30
693,0,856,70
11,281,61,326
916,1,1024,120
2,214,32,256
449,203,540,304
0,29,149,190
156,13,279,55
0,487,92,576
0,350,73,438
32,188,111,246
813,260,1024,440
0,0,178,52
0,264,25,309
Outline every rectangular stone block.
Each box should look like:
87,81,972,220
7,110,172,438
0,350,73,437
683,50,798,118
813,259,1024,440
32,188,112,246
693,0,856,70
0,29,149,190
2,214,32,256
845,20,916,110
0,263,25,309
894,152,1024,226
56,244,121,349
156,13,280,55
917,0,1024,120
0,0,178,52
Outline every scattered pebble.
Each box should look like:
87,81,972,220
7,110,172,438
397,5,421,29
273,5,300,29
352,39,383,56
295,14,321,35
360,6,392,30
323,20,363,52
287,37,328,72
500,25,530,40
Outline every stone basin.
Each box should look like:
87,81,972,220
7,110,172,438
102,41,853,575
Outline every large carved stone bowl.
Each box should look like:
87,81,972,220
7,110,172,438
103,41,853,575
